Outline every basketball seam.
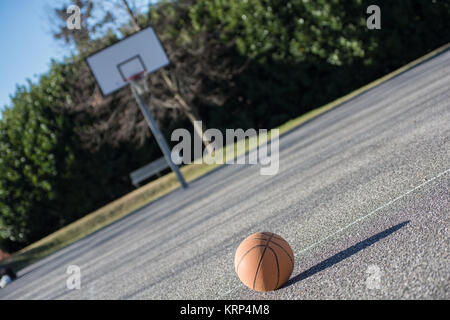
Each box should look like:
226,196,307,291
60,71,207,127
253,237,287,247
253,235,284,243
268,241,294,267
253,237,294,267
235,245,266,274
263,237,288,246
252,234,274,290
262,232,284,240
251,237,270,241
266,247,280,290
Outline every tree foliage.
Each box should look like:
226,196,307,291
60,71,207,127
1,0,449,251
0,63,75,250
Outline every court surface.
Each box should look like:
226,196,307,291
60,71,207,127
1,49,449,300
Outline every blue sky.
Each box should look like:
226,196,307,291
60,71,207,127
0,1,68,112
0,0,153,115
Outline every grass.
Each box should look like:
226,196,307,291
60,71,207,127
1,42,449,272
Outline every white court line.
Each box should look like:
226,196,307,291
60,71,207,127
217,167,450,298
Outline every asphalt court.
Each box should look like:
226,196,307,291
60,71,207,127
1,49,449,300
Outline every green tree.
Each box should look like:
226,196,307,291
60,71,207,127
0,62,76,251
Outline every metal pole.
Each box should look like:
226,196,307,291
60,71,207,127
130,80,188,189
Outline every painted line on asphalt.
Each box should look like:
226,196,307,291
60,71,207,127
297,167,450,255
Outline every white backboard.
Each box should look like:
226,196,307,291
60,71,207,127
86,27,169,96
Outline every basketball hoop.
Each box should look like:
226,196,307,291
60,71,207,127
127,71,149,95
85,27,187,188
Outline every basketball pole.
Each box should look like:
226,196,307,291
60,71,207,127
129,77,188,189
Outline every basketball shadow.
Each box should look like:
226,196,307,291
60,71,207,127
285,221,410,287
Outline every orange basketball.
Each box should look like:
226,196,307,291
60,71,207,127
234,232,294,292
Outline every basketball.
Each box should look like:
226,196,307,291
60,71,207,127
234,232,294,292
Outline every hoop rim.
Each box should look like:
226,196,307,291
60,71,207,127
125,70,147,82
